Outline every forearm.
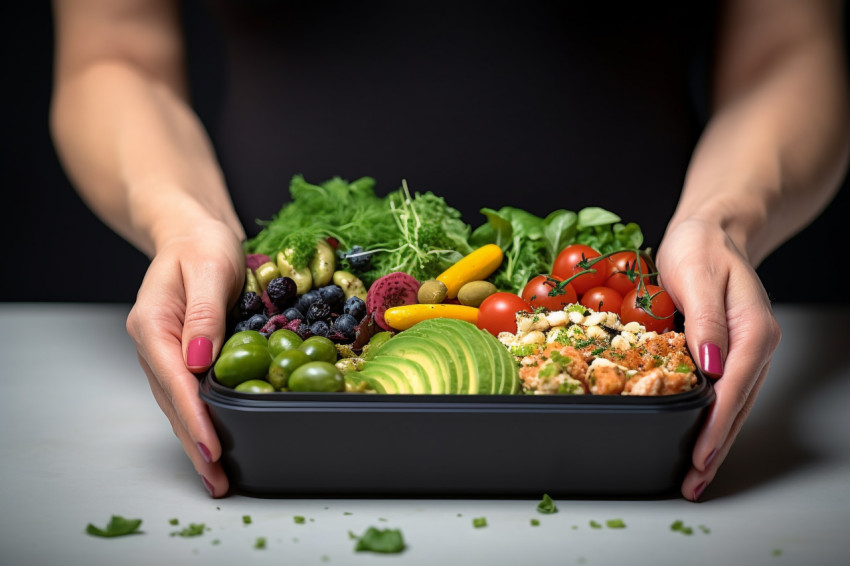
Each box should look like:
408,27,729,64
667,1,849,267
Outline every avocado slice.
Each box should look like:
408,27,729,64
363,356,431,394
481,327,520,394
347,370,391,394
412,318,491,394
358,363,408,394
403,323,471,394
375,333,457,393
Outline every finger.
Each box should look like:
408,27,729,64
681,361,771,501
181,258,239,373
138,353,230,497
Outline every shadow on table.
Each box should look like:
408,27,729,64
705,305,850,501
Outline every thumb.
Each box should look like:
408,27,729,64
182,263,238,373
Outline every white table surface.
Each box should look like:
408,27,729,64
1,302,848,566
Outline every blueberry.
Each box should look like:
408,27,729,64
295,322,313,339
294,290,321,315
306,300,332,324
333,313,358,339
343,245,372,271
343,296,366,320
309,320,330,337
283,307,303,322
235,313,268,333
318,284,346,310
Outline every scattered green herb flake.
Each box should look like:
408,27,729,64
682,526,693,535
670,520,684,531
343,512,353,516
254,537,266,550
242,515,252,525
85,515,143,538
572,525,579,530
589,520,602,529
378,517,388,522
606,519,626,529
537,494,558,514
168,518,179,526
772,549,783,557
171,523,206,538
294,516,306,524
310,518,315,522
699,525,711,534
293,537,299,543
216,506,220,511
353,527,406,554
348,530,359,540
457,513,462,517
322,556,330,562
212,539,220,545
675,363,692,373
472,517,488,528
530,519,540,527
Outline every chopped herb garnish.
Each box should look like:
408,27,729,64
86,515,143,538
606,519,626,529
670,520,693,535
348,530,359,540
675,363,692,373
321,556,330,562
353,527,406,553
343,512,353,516
294,516,306,524
254,537,266,549
589,520,602,529
243,515,252,525
530,519,540,527
591,347,605,356
472,517,488,528
699,525,711,534
378,517,388,522
536,494,558,514
212,539,220,545
168,518,179,526
772,549,783,557
171,523,206,537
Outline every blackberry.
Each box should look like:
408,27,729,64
306,300,332,324
295,322,313,339
343,296,366,321
235,313,268,333
266,276,297,307
333,313,358,340
318,284,346,311
343,245,372,271
309,320,330,337
237,291,264,318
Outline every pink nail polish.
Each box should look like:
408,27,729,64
187,337,213,368
198,442,212,464
202,476,215,497
693,481,707,501
699,343,723,377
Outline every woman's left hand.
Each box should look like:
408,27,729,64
655,216,782,501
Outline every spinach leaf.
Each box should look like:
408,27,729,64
353,527,406,553
86,515,143,538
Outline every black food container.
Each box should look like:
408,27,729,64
200,370,714,498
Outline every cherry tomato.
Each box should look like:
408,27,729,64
477,292,531,336
552,244,609,297
604,272,639,297
521,275,578,312
579,286,623,314
620,284,676,333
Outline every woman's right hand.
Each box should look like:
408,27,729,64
126,216,246,498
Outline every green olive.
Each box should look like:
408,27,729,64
287,361,345,392
332,270,368,301
457,280,499,307
309,239,336,287
268,328,303,357
253,261,281,293
221,330,268,354
298,336,338,364
234,379,275,393
213,343,271,388
418,279,448,304
268,349,312,390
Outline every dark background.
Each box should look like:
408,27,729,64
2,1,848,304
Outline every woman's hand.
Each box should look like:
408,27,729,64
656,218,781,501
126,217,245,498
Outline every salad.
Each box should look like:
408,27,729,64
212,175,697,397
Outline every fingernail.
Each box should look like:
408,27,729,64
187,337,213,367
699,343,723,377
704,448,717,470
693,481,707,502
202,476,215,497
198,442,212,464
